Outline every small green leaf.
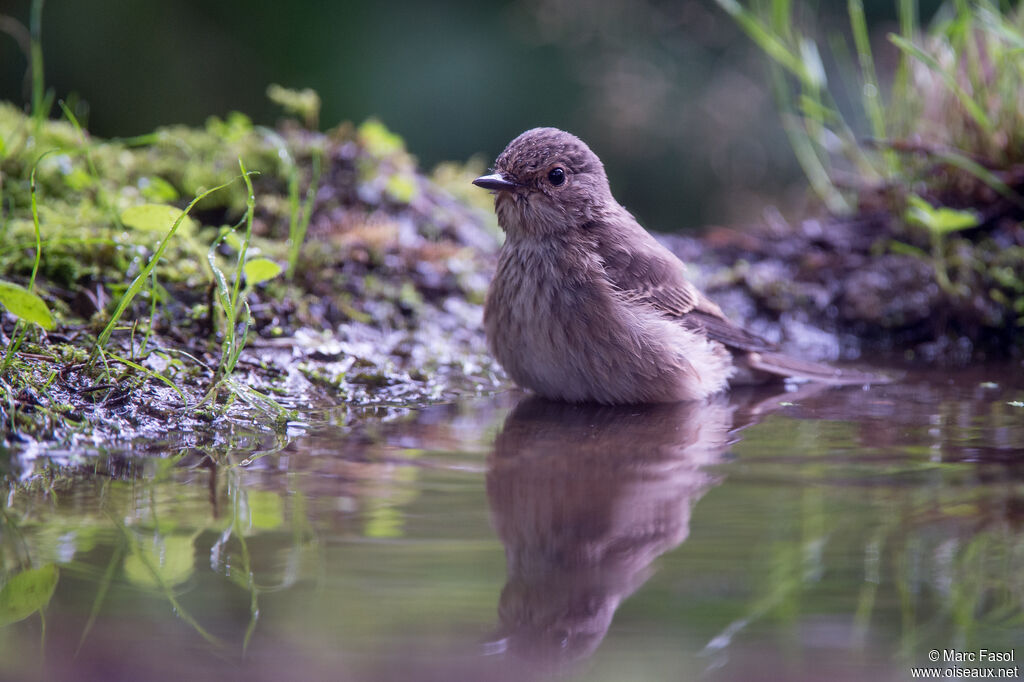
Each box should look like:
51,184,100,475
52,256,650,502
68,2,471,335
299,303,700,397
358,118,405,157
205,111,253,142
0,564,59,626
121,203,195,234
888,240,930,260
64,167,93,191
266,84,321,128
385,173,418,204
0,280,55,330
905,195,979,234
243,258,282,285
138,176,180,203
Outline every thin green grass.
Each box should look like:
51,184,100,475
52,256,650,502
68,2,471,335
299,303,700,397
29,0,47,128
717,0,1024,209
92,174,250,357
57,100,123,231
205,164,257,384
104,351,186,403
75,540,123,657
718,0,1024,326
197,161,289,418
287,149,322,280
0,157,51,374
81,162,291,415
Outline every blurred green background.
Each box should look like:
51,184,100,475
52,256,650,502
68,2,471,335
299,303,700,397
0,0,941,231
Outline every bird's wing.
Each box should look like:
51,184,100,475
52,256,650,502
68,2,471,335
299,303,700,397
599,231,776,353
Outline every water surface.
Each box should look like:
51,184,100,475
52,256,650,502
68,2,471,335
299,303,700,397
2,365,1022,681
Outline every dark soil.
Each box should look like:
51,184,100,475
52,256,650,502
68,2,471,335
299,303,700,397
661,208,1024,366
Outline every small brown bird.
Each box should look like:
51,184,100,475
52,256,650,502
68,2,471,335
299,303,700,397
474,127,879,404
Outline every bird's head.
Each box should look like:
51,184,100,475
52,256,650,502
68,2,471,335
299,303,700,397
473,128,613,239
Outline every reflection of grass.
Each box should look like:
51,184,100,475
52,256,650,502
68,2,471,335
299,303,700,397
227,490,260,654
3,452,340,660
115,517,225,649
702,473,1024,667
75,541,122,656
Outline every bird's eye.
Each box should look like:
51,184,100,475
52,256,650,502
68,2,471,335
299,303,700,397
547,167,566,186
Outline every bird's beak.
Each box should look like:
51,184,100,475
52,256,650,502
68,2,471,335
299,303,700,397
472,173,517,192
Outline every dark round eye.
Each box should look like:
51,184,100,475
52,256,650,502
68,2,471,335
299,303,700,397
547,167,566,186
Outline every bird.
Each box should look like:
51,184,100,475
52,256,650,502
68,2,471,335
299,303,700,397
472,127,882,405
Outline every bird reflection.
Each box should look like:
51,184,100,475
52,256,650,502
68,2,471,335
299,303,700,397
485,394,736,670
484,387,824,671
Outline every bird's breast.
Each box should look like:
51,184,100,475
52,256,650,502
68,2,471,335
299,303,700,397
485,240,601,350
484,239,610,388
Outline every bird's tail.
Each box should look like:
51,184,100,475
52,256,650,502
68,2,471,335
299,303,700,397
744,351,890,386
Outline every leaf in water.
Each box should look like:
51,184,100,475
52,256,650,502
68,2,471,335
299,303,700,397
247,490,285,530
0,564,59,627
120,203,196,234
0,280,55,330
243,258,283,286
123,535,195,588
364,505,403,538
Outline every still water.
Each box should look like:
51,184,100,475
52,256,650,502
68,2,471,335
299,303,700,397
1,366,1022,681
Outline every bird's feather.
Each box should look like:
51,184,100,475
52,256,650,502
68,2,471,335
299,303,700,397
745,351,889,385
596,220,776,353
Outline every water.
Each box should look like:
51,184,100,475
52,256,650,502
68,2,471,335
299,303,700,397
1,365,1022,681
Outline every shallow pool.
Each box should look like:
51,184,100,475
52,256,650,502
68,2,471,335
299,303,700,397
2,365,1022,681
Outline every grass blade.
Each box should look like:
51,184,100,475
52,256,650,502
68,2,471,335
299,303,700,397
94,174,250,355
889,33,995,136
287,149,321,280
105,351,188,404
848,0,887,143
715,0,814,87
933,150,1024,208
